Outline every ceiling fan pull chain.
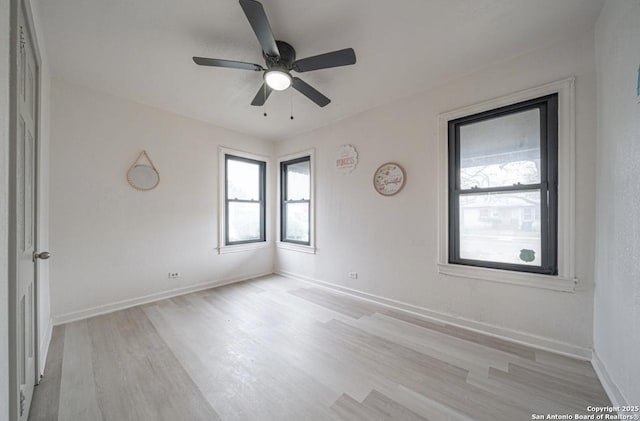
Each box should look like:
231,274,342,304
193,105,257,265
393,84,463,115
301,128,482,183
290,88,294,120
263,83,268,117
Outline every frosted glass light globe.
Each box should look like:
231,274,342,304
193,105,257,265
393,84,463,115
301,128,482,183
264,70,292,91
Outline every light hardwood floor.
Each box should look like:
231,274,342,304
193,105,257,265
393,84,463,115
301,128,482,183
29,275,610,420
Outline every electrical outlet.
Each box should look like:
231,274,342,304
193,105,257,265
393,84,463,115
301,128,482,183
348,272,358,279
168,272,181,279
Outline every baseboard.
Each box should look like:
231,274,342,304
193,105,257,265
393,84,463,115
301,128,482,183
53,269,594,360
591,351,634,413
52,272,272,325
276,269,593,360
38,319,53,377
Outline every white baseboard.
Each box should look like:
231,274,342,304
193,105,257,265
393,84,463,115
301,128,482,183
591,351,634,414
52,269,594,360
276,269,593,360
38,319,53,377
52,272,272,325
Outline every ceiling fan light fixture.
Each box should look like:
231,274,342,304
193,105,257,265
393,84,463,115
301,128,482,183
264,70,292,91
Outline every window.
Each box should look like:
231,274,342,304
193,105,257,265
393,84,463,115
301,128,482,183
281,156,311,245
448,94,558,275
225,154,266,245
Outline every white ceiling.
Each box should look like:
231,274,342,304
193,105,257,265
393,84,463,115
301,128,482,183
36,0,603,141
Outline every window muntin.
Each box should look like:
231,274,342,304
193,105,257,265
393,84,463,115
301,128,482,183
281,156,311,245
448,94,558,275
225,155,266,245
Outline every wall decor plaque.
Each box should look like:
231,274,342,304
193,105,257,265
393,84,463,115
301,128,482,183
373,162,406,196
335,144,358,174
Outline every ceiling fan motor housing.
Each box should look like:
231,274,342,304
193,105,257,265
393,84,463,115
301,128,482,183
264,40,296,70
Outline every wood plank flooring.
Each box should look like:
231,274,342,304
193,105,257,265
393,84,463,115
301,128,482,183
29,275,610,420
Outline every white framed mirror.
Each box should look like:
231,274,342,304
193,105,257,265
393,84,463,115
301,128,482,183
127,151,160,191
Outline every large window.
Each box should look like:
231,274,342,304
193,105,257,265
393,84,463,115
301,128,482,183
225,154,266,245
448,94,558,275
281,156,311,245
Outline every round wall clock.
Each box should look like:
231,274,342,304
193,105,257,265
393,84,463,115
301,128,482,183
373,162,406,196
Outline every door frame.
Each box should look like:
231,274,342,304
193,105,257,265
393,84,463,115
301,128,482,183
8,0,43,419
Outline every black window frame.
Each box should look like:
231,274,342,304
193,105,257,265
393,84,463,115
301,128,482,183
280,156,311,246
448,94,558,275
224,154,266,246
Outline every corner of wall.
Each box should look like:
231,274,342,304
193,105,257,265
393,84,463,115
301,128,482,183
593,0,640,408
591,351,633,410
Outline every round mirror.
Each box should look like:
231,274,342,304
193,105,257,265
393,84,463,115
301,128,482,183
127,164,160,191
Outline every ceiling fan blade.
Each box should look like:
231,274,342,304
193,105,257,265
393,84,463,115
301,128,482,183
239,0,280,58
251,83,273,106
193,57,264,71
292,48,356,73
292,77,331,107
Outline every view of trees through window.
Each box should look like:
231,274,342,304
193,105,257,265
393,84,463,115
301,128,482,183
281,157,311,245
458,109,542,266
449,95,558,274
225,156,265,244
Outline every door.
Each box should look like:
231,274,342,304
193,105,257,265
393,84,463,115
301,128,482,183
15,5,38,420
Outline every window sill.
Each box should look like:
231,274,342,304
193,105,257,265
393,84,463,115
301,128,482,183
437,263,577,292
218,242,271,255
276,242,316,254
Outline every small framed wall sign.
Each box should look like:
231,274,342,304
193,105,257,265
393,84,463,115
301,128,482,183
373,162,406,196
335,144,358,174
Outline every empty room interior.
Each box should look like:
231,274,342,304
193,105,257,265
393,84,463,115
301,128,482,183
1,0,639,420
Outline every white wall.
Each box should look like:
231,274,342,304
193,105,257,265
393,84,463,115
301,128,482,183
594,0,640,406
49,79,274,320
276,32,598,355
1,0,12,417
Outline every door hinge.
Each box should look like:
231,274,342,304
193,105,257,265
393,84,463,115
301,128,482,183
19,389,25,416
19,25,25,53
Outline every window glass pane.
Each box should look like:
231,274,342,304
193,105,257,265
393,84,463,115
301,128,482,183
459,108,540,189
284,202,309,243
227,158,260,200
459,190,541,266
228,202,261,242
286,160,310,201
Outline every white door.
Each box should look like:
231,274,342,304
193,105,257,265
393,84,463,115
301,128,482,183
15,6,40,420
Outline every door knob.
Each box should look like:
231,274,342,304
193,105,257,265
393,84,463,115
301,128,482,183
33,251,51,261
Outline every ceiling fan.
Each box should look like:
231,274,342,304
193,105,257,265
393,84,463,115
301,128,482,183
193,0,356,108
